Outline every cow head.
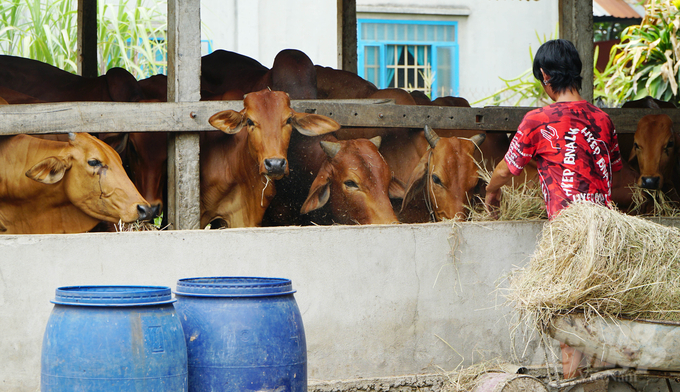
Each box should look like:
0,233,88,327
25,132,155,223
104,67,146,102
301,137,403,225
208,89,340,179
629,114,677,191
401,125,485,221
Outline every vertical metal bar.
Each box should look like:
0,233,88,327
77,0,98,77
166,0,201,230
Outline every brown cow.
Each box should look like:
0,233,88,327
123,50,319,221
315,65,379,99
201,49,317,100
400,126,486,222
201,89,340,228
0,55,145,102
333,89,493,220
0,133,154,234
629,114,679,195
300,136,403,225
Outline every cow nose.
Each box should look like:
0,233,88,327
640,176,661,189
264,158,287,175
136,204,155,222
150,203,162,218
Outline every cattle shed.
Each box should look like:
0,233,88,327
2,0,680,391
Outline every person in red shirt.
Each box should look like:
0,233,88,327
485,39,623,378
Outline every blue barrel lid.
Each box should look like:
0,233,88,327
51,285,176,307
175,277,296,297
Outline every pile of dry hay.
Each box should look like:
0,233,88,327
467,164,547,221
508,201,680,328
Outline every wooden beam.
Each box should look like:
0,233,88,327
167,0,202,230
0,101,673,135
77,0,98,77
559,0,594,103
338,0,358,73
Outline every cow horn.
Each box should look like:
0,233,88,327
369,136,382,149
470,133,486,147
320,141,342,159
68,132,76,141
424,125,440,148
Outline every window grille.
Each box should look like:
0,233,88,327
358,19,458,99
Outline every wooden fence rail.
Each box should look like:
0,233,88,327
0,100,676,136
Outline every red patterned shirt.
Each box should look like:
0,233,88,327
504,100,622,219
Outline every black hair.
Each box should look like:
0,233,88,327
532,39,583,94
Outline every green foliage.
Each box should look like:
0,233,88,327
605,0,680,106
0,0,166,78
594,21,636,42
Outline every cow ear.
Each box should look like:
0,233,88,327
26,156,71,184
389,177,406,199
209,110,245,134
292,112,341,136
301,164,332,214
401,152,429,212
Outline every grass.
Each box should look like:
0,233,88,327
0,0,167,78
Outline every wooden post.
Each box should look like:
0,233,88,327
167,0,202,230
559,0,594,103
77,0,98,77
338,0,358,73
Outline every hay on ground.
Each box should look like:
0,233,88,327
441,359,520,392
508,201,680,330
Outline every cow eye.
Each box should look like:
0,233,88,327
246,118,255,127
343,180,359,189
634,142,640,150
88,159,102,167
667,140,675,149
286,117,293,125
432,174,443,186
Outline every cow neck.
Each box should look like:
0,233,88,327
200,130,275,228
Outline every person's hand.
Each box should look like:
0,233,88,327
484,187,501,219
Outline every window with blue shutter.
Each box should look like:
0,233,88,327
358,19,459,99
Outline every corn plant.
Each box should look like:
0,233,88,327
98,0,166,77
606,0,680,105
0,0,166,78
0,0,78,72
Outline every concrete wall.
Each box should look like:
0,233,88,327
0,220,545,391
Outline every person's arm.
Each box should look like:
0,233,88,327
485,160,516,208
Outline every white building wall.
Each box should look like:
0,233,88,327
198,0,558,104
356,0,559,104
200,0,339,68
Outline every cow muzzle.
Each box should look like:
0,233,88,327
640,176,661,190
136,204,157,222
263,158,288,179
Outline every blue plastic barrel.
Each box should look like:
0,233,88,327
174,277,307,392
41,286,188,392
